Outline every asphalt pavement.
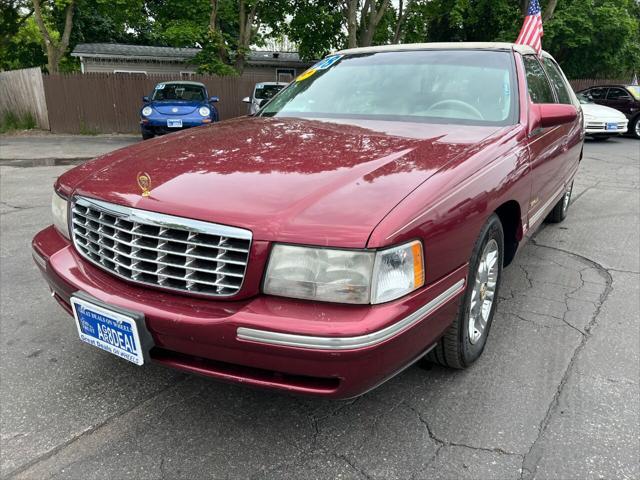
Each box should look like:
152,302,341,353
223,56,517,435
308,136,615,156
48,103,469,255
0,136,638,479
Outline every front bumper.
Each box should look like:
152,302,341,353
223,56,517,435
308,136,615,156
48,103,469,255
33,226,465,398
584,119,628,135
141,117,212,135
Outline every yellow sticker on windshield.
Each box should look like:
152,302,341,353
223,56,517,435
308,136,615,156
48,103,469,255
296,68,317,82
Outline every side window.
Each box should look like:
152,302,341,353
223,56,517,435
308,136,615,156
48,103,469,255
590,87,608,99
606,88,632,100
523,56,555,104
541,58,573,104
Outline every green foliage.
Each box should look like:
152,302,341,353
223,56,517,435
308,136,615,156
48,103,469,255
543,0,640,78
3,0,638,80
0,111,37,133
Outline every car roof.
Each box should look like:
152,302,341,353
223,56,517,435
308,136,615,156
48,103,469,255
336,42,551,58
156,81,206,87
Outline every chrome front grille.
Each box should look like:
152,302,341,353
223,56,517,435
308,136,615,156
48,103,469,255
71,197,252,297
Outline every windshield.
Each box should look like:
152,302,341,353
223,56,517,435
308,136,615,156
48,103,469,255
255,84,285,100
260,50,518,126
152,83,206,102
627,86,640,100
577,93,594,104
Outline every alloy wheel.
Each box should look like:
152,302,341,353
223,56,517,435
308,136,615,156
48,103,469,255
468,239,499,345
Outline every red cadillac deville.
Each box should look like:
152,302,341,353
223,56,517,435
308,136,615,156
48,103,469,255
33,43,583,398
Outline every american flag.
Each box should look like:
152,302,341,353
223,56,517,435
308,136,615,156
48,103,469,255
516,0,544,55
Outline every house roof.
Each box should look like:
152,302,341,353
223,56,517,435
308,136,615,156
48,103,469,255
71,43,314,67
72,43,201,61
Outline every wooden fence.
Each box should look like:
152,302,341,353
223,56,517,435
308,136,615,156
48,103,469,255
0,67,50,129
42,72,274,134
568,78,633,92
2,67,635,134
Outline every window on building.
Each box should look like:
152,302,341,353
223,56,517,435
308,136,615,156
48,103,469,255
276,68,295,83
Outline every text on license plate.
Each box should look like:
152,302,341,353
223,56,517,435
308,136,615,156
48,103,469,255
606,123,618,130
167,119,182,128
70,297,144,365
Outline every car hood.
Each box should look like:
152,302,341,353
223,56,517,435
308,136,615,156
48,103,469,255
151,101,203,115
63,117,503,248
582,103,627,120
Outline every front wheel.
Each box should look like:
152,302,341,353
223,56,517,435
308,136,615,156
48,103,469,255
546,181,573,224
141,130,154,140
427,214,504,369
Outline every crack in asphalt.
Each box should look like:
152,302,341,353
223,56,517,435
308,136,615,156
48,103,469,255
5,375,189,480
519,240,614,480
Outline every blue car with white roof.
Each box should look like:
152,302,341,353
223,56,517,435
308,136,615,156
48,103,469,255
140,81,219,139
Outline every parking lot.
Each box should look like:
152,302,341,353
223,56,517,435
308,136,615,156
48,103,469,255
1,137,638,479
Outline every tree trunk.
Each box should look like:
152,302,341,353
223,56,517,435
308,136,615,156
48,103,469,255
209,0,218,31
346,0,358,48
358,0,390,47
393,0,413,44
520,0,528,16
32,0,75,74
235,0,258,72
542,0,559,22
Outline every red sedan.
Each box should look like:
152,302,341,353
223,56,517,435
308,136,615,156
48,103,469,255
33,43,583,398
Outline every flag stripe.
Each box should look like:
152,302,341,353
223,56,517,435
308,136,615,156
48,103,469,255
516,0,543,55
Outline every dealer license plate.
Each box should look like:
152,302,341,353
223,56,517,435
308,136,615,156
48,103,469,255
606,122,618,131
167,119,182,128
70,297,145,365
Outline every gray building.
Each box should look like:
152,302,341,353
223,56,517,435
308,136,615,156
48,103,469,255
71,43,314,82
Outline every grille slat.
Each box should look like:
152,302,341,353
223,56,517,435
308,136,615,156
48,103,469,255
71,197,252,297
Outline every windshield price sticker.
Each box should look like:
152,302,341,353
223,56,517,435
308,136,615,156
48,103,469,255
296,54,343,82
156,83,165,90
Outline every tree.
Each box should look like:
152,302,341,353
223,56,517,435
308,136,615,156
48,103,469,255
32,0,75,73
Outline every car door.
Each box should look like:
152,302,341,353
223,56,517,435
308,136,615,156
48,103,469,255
589,87,609,106
522,55,567,226
541,57,582,189
605,87,634,116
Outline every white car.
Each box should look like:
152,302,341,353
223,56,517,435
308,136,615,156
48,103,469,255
578,93,628,140
243,82,287,115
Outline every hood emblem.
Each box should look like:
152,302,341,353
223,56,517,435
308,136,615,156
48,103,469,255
172,107,179,113
137,172,152,197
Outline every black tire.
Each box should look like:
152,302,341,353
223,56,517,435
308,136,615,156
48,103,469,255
546,181,573,224
142,131,154,140
427,214,504,369
631,116,640,139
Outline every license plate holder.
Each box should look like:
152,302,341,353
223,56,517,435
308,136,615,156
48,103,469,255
606,122,618,131
70,293,154,366
167,119,183,128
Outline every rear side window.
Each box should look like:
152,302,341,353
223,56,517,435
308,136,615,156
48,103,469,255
541,58,573,104
590,87,608,99
606,88,632,100
523,56,555,103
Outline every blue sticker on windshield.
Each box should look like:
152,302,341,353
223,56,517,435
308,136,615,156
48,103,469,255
313,54,343,70
156,83,165,90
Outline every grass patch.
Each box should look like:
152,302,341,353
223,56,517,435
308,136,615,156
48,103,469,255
78,120,100,136
0,111,37,133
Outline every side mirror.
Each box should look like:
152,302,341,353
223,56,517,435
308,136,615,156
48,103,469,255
530,104,578,133
209,96,219,103
242,96,251,103
143,96,149,103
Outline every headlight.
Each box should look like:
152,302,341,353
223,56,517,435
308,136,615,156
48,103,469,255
142,106,153,117
263,241,424,304
371,241,424,303
52,192,70,239
199,106,211,117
